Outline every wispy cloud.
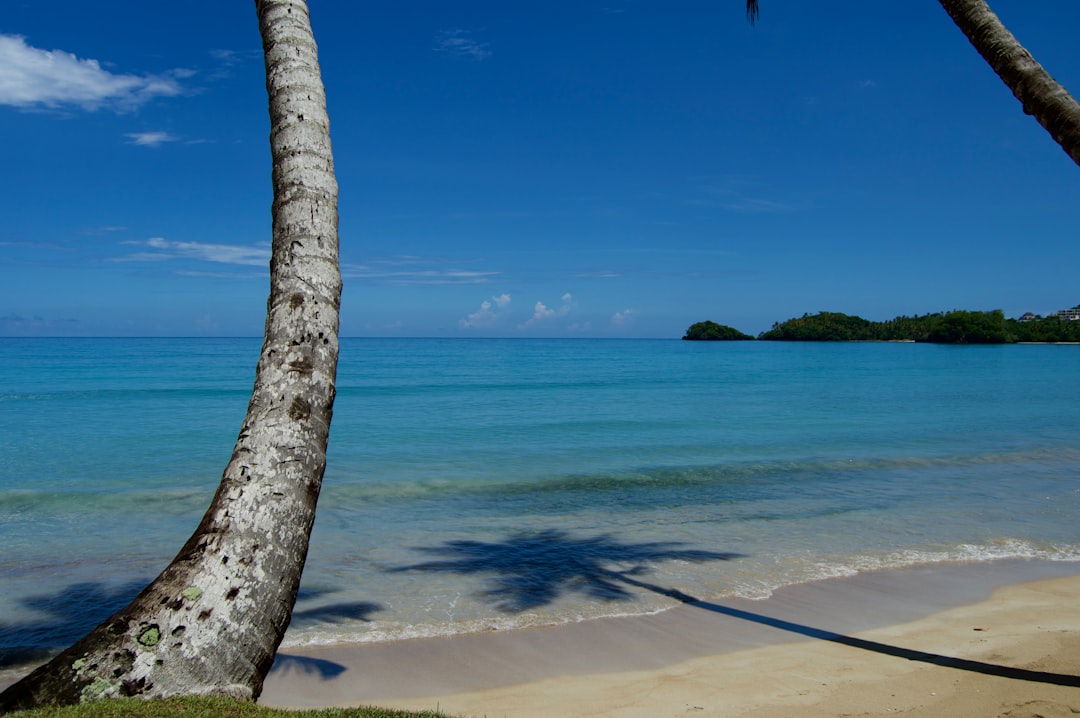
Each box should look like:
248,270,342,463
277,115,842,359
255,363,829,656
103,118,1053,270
206,48,261,80
575,270,622,279
611,308,636,326
81,225,128,236
714,197,797,213
687,176,801,214
460,293,512,329
126,131,180,147
0,34,185,111
208,49,260,67
434,30,491,61
116,237,270,266
1,314,80,331
176,269,266,280
343,256,498,285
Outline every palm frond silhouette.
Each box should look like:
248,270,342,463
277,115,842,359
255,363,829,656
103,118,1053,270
391,529,741,612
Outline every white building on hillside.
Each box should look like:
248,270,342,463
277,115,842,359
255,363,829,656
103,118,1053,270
1056,304,1080,321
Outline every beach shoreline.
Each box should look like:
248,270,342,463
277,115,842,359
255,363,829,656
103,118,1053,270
3,559,1078,716
257,558,1080,716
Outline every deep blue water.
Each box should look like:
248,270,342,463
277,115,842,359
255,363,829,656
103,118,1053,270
1,338,1078,662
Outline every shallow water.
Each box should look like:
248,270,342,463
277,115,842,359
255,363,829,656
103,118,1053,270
1,338,1078,662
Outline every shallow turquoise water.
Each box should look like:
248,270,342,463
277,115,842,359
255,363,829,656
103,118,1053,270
1,338,1078,661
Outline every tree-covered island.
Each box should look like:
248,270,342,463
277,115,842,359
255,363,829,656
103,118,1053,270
684,309,1080,344
682,321,755,341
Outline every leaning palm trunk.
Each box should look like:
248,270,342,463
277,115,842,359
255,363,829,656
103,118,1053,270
939,0,1080,167
0,0,340,710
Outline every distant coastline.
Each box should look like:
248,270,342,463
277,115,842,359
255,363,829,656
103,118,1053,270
684,309,1080,344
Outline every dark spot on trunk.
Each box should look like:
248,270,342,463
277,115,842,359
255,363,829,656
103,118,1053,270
289,293,304,310
171,626,186,637
112,649,135,675
289,395,311,421
222,556,229,565
288,357,313,375
226,587,240,600
120,677,150,697
109,621,129,636
198,609,213,621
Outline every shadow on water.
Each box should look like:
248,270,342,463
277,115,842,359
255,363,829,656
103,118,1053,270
0,580,146,668
390,528,743,612
395,529,1080,688
290,601,383,626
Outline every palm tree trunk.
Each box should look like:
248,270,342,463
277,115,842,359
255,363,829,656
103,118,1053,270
0,0,340,709
939,0,1080,167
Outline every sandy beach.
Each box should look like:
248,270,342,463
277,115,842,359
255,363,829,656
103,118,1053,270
3,560,1077,715
261,560,1080,717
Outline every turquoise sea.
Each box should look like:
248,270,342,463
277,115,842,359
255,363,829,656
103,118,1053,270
2,338,1079,667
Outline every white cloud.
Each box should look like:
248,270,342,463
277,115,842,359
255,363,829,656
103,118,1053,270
612,309,636,326
531,301,556,321
126,131,179,147
519,293,576,329
460,293,512,329
434,30,491,61
117,237,270,266
0,34,183,110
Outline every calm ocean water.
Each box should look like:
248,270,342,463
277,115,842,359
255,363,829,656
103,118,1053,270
1,337,1079,665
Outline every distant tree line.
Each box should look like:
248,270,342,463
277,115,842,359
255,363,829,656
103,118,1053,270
685,310,1080,343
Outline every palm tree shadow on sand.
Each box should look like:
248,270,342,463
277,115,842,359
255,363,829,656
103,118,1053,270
393,529,1080,688
271,595,384,679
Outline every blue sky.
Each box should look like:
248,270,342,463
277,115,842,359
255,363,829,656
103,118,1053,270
2,1,1078,338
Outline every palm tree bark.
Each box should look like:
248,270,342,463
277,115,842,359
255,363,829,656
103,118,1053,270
0,0,340,710
939,0,1080,167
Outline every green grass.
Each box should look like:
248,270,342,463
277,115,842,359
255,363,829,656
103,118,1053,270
8,696,451,718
